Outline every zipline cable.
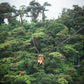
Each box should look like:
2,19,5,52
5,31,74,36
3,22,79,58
55,26,84,48
32,26,84,67
32,26,84,54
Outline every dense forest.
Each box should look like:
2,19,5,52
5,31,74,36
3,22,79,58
0,0,84,84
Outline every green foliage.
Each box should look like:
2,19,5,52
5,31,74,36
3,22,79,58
55,29,69,46
30,72,55,84
44,52,65,74
11,27,26,35
32,32,46,38
57,77,68,84
46,21,65,37
49,52,65,60
69,34,84,43
59,74,73,84
35,21,45,27
64,65,78,80
0,4,84,84
60,5,84,33
0,74,15,84
23,20,31,30
0,2,17,25
15,75,31,84
0,31,8,43
0,74,31,84
0,24,19,32
60,45,79,60
0,64,9,77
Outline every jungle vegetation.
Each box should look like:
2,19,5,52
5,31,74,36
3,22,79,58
0,1,84,84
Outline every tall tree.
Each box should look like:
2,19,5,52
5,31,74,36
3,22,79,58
18,5,26,26
42,2,51,21
61,8,74,33
26,0,51,22
73,5,84,30
60,5,84,33
27,0,42,22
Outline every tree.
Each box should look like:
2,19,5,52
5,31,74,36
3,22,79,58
60,5,84,33
61,8,74,33
42,2,51,21
18,5,27,26
27,0,42,22
73,5,84,30
26,0,51,22
0,2,16,25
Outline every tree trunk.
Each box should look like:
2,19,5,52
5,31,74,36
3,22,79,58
20,14,23,26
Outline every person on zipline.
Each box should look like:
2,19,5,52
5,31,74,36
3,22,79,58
38,54,44,64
